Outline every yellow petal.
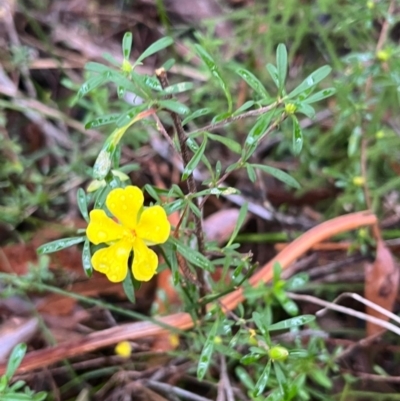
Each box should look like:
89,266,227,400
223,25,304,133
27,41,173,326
136,205,170,245
106,186,143,229
91,239,132,282
86,210,125,245
131,238,158,281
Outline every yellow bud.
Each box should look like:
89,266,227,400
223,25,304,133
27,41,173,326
358,228,367,239
375,130,385,139
285,103,297,115
213,336,223,345
367,0,374,9
352,176,365,187
121,59,133,73
169,334,180,349
115,341,132,358
376,50,390,62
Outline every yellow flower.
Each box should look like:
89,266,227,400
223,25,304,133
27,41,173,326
115,341,132,358
86,186,170,282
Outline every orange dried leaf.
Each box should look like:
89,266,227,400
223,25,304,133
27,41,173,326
365,239,399,336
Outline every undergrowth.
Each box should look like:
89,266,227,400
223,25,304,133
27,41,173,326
1,0,400,400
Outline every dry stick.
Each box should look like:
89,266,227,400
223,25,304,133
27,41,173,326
155,68,207,303
0,210,377,375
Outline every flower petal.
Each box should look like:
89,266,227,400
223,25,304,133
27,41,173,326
91,239,132,282
131,238,158,281
136,205,170,245
87,209,125,245
106,186,143,229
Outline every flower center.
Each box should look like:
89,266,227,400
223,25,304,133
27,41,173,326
122,227,136,244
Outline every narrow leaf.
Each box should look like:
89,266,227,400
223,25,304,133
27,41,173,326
37,236,85,254
292,116,303,154
236,68,270,99
304,87,336,104
82,239,93,277
122,32,133,59
197,317,219,379
123,269,136,303
76,74,107,99
182,136,207,180
206,132,241,154
77,188,89,222
227,202,248,247
136,37,174,64
268,315,316,331
6,343,26,381
276,44,288,92
266,63,279,89
182,108,211,125
85,113,119,129
195,44,232,112
158,99,190,115
254,360,272,397
251,164,300,189
288,65,332,99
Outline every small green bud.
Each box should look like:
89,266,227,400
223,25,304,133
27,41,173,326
376,50,390,62
352,176,365,187
269,345,289,361
285,103,297,115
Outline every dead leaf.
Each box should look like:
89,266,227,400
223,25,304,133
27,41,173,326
203,208,244,244
365,239,399,336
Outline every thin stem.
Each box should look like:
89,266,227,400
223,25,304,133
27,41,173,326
187,101,279,136
155,67,207,306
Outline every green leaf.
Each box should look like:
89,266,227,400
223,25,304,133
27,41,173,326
82,239,93,278
252,311,269,337
169,237,214,272
246,163,256,183
6,343,26,381
195,44,232,112
227,202,248,247
288,65,332,99
206,132,241,154
197,317,219,380
158,99,190,115
304,87,336,104
276,44,288,92
236,68,270,99
122,32,133,59
182,108,212,125
2,394,38,401
251,164,300,189
296,103,315,119
162,58,175,70
266,63,279,89
161,81,194,95
254,360,272,397
77,188,89,222
123,269,136,303
244,111,274,152
85,113,119,129
136,37,174,64
84,62,112,73
37,236,85,255
116,104,148,128
182,136,207,180
292,116,303,154
348,126,362,157
76,74,108,99
233,100,255,115
268,315,315,331
235,366,255,391
274,288,299,315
